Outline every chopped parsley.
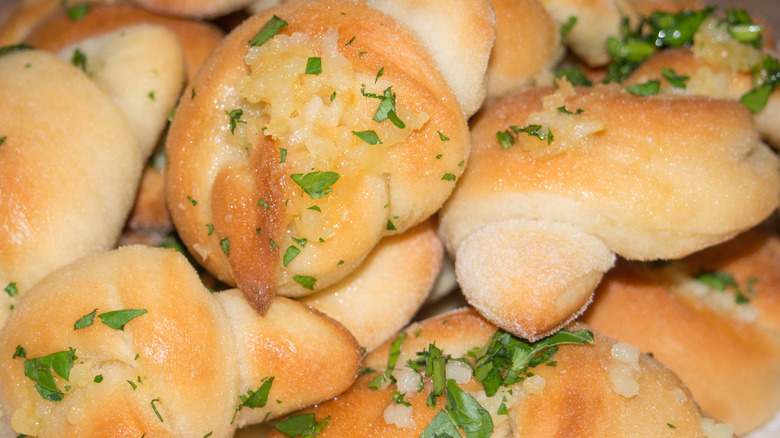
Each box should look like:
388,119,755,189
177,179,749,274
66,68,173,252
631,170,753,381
65,3,90,21
693,269,757,304
275,413,329,437
258,198,269,209
220,238,230,255
151,398,163,422
13,345,26,359
233,377,274,422
360,85,405,128
4,282,17,298
560,16,578,39
0,44,34,57
98,309,147,330
74,308,97,330
625,80,660,96
438,131,450,141
225,109,246,134
22,348,77,402
94,374,103,383
375,67,384,83
283,246,301,267
496,124,553,149
279,148,287,163
368,332,407,389
293,275,316,290
0,136,5,146
206,224,214,235
661,67,688,89
148,91,155,101
386,219,397,231
290,171,339,199
554,67,593,86
187,195,197,206
345,36,356,46
441,173,456,181
353,129,382,144
71,49,86,72
249,15,288,47
305,57,322,75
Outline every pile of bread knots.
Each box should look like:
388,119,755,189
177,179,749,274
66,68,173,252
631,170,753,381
0,0,779,436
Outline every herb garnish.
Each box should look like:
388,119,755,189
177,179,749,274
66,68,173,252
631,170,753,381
275,413,330,437
233,377,274,422
283,246,301,267
74,308,97,330
98,309,147,330
386,219,397,231
441,173,456,181
560,16,578,39
661,67,689,88
65,3,90,21
496,124,553,149
305,57,322,75
226,109,247,134
4,282,17,297
625,80,661,96
71,49,86,72
290,171,339,199
353,130,382,144
151,398,163,422
249,16,288,47
0,136,5,146
220,238,230,255
360,86,405,128
693,269,757,304
0,44,34,57
368,332,407,389
554,67,592,86
293,275,316,290
22,348,77,402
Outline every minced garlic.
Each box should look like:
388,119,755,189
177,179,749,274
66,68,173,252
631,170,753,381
522,79,606,160
701,417,735,438
607,342,641,398
383,402,415,429
693,17,764,73
236,28,428,245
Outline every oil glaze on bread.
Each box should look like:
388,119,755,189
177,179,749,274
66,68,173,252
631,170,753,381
268,308,733,437
0,245,361,437
582,228,780,434
166,0,472,312
439,83,780,340
0,49,142,325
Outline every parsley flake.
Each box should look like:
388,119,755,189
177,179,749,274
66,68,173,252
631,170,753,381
225,109,246,134
560,16,578,39
0,44,34,57
98,309,147,330
625,80,660,96
283,246,301,267
293,275,316,290
187,195,197,206
71,49,87,72
275,413,329,437
249,15,288,47
279,148,287,163
441,173,456,181
661,67,688,89
12,345,26,359
220,238,230,255
305,57,322,75
290,171,339,199
4,282,17,298
74,308,97,330
66,4,90,21
151,398,163,422
23,348,77,402
0,136,5,146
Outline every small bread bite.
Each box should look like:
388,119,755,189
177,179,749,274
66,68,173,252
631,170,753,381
439,82,780,340
581,228,780,434
268,308,733,437
166,0,471,312
0,245,362,438
0,49,142,325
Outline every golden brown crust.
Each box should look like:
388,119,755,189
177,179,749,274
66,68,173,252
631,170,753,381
0,245,363,437
626,48,780,149
300,218,444,352
439,84,780,340
0,50,141,319
268,309,716,437
24,3,224,83
582,229,780,434
166,0,469,312
485,0,563,99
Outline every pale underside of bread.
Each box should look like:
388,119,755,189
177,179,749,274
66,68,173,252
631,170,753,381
128,0,254,19
299,218,444,352
166,0,469,312
268,308,714,437
582,228,780,434
0,50,142,325
0,245,362,437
